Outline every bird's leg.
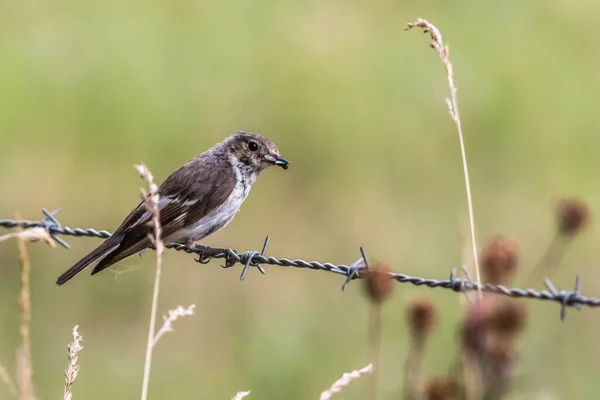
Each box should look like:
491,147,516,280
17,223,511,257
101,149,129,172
192,242,230,257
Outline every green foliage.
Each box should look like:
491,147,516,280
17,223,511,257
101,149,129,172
1,0,599,398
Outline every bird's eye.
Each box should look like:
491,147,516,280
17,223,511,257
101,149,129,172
248,141,259,152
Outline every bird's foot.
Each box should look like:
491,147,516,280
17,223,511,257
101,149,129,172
193,244,212,264
221,250,239,268
192,244,235,266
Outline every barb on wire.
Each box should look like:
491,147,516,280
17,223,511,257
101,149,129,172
0,209,112,246
238,236,269,280
341,247,368,291
1,210,599,319
544,275,582,321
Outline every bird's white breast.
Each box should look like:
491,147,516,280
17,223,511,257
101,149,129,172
163,157,256,244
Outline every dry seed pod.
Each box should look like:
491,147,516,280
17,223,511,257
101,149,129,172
424,377,458,400
490,300,526,338
556,198,589,236
362,264,394,304
481,235,519,284
406,296,436,340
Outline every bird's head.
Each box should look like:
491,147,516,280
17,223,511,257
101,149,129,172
225,131,289,173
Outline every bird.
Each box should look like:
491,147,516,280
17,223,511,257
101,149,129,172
56,131,288,285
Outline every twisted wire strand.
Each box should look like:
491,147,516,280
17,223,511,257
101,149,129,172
1,211,597,319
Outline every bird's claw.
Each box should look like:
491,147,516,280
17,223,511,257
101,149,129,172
221,251,238,268
192,244,212,264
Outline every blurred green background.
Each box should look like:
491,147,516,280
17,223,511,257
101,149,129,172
1,0,600,399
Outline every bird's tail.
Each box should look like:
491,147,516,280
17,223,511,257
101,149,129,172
56,236,122,285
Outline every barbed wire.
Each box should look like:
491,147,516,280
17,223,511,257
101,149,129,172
1,209,597,320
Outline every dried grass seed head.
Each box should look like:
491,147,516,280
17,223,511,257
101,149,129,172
362,264,394,304
481,235,519,284
556,197,589,236
406,296,437,340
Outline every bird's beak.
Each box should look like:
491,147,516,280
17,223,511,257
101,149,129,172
264,154,289,170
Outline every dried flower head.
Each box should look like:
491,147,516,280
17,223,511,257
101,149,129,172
556,198,589,236
424,377,458,400
490,300,526,338
481,236,519,284
460,295,494,355
362,264,394,304
406,296,436,340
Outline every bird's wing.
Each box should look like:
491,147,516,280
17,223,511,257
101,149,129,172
99,158,237,264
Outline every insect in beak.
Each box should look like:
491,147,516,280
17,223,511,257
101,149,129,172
264,154,289,170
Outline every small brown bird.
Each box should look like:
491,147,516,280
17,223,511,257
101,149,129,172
56,131,288,285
